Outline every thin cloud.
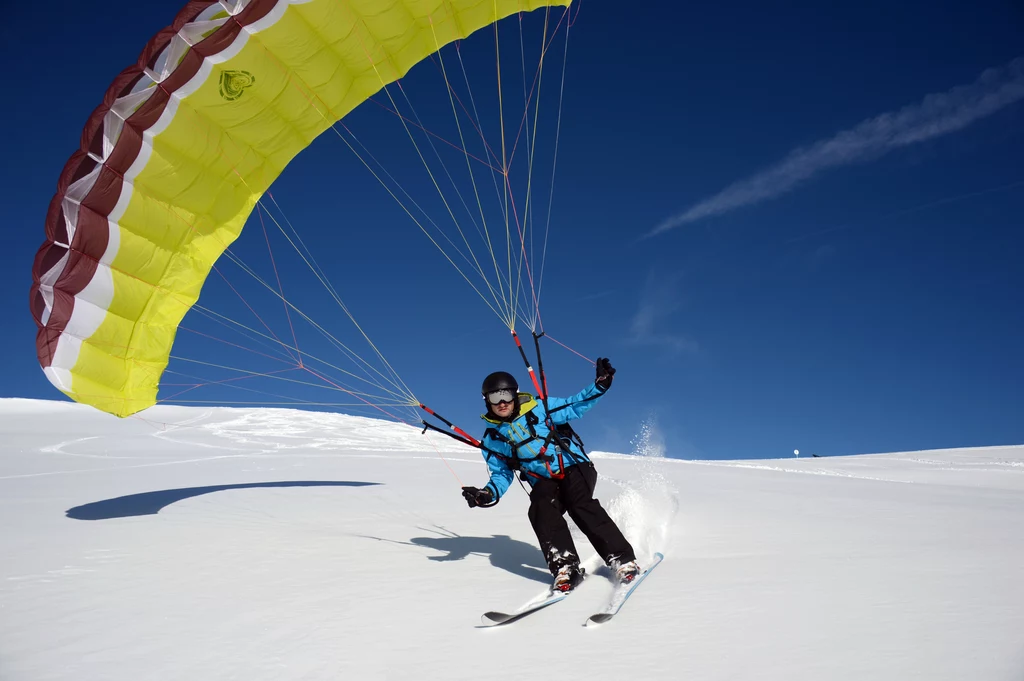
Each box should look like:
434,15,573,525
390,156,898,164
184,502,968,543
808,244,837,270
627,271,698,355
650,57,1024,236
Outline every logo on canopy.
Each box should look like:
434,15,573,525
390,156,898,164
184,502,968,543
219,70,256,101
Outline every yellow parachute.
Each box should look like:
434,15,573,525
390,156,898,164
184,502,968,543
30,0,570,417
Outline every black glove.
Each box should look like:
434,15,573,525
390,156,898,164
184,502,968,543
595,357,616,391
461,486,494,508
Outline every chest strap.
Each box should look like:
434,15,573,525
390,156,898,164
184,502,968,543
486,410,582,480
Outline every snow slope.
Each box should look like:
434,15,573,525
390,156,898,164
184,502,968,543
1,398,1022,680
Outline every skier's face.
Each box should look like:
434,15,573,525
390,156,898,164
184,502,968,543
490,399,515,419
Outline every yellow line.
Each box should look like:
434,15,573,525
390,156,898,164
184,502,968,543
261,192,412,396
332,124,508,314
521,9,551,330
494,1,515,329
197,256,416,405
354,13,513,326
162,367,401,405
537,11,572,322
190,304,412,404
429,10,513,325
328,125,507,323
251,202,417,402
163,400,413,407
166,357,391,397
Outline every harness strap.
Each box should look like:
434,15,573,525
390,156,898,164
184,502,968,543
483,426,554,466
487,421,585,481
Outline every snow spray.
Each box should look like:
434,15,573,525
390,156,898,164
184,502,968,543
570,419,679,565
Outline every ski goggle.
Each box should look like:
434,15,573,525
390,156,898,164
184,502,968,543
485,389,516,405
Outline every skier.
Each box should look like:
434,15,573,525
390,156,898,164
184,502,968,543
460,358,639,593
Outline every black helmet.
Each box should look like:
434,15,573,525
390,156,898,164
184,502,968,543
481,371,518,396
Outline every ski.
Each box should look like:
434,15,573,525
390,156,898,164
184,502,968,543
481,554,600,627
480,591,568,626
584,552,664,627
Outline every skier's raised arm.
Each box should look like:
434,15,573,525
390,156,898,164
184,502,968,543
545,358,616,425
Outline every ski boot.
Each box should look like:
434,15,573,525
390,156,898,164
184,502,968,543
614,560,640,584
552,563,586,593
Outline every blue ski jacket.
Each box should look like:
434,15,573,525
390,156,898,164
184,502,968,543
479,382,607,501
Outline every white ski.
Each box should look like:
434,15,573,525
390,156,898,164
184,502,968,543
481,554,602,627
584,552,664,627
480,590,568,626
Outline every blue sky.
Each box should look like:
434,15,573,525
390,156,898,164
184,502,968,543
1,1,1022,460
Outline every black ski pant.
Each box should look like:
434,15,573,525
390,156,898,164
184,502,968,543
528,461,636,575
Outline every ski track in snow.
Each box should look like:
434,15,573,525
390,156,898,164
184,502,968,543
2,398,1023,681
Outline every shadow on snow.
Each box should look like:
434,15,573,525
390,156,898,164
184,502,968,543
363,526,551,584
66,481,381,521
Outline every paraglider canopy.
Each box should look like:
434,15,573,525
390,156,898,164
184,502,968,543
29,0,572,418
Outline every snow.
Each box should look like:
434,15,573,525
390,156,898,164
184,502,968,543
2,398,1022,680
